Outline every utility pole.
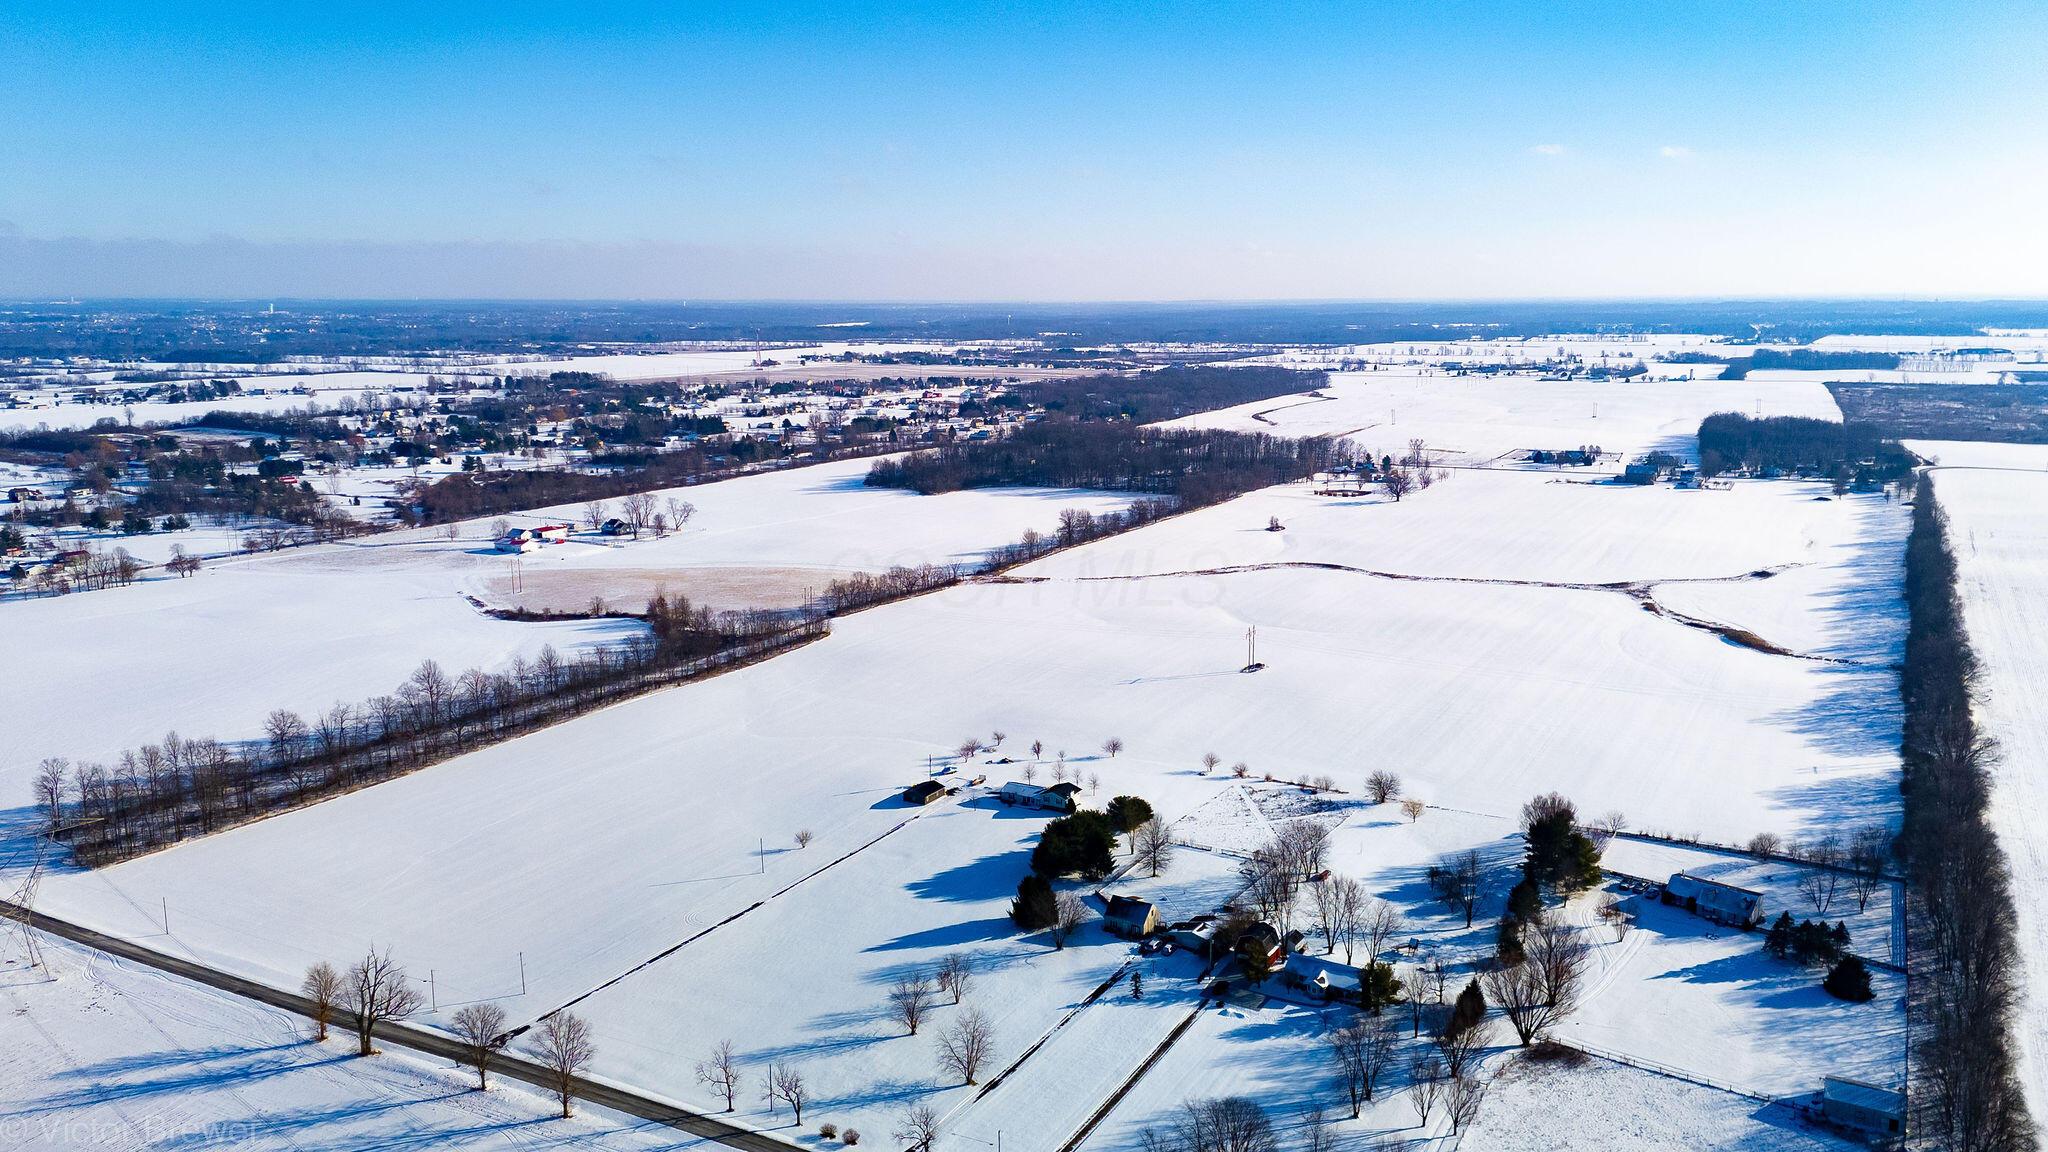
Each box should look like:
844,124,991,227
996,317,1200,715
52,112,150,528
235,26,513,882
519,952,527,995
162,897,169,934
429,969,437,1012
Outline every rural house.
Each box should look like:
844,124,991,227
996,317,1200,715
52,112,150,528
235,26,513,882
998,781,1077,813
1102,895,1158,938
1816,1075,1906,1138
902,780,947,806
1663,871,1766,928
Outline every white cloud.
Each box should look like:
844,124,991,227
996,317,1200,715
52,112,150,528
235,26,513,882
1658,145,1695,160
1529,143,1566,156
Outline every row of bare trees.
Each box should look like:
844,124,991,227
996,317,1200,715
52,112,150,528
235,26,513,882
300,951,594,1117
1900,479,2033,1151
42,605,826,865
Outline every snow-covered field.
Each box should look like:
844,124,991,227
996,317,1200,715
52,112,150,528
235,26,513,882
1923,448,2048,1122
0,932,694,1152
1,550,640,792
27,448,1907,1143
8,361,1926,1147
1163,369,1843,465
0,455,1135,794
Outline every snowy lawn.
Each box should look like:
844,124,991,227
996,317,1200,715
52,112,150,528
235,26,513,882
1557,894,1905,1098
1462,1053,1858,1152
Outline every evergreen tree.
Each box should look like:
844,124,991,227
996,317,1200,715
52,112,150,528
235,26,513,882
1823,956,1875,1002
1010,875,1057,930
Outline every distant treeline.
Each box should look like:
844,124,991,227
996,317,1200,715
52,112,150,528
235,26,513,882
1696,413,1913,481
1718,349,1903,380
18,299,2048,359
1899,478,2034,1149
1831,384,2048,445
1011,364,1321,424
865,423,1352,507
408,439,882,524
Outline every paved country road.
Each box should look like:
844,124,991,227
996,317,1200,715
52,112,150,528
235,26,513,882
0,898,800,1151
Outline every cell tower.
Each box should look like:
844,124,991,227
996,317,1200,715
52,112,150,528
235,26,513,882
1242,626,1264,673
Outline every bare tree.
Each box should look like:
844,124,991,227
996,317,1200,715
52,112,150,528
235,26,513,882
936,953,973,1004
1297,1104,1333,1152
582,498,609,531
1849,826,1892,912
989,730,1006,750
956,736,983,761
1797,836,1845,915
265,708,309,763
1410,1055,1445,1126
344,947,424,1056
451,1002,508,1090
1050,890,1088,949
1527,915,1590,1010
1429,850,1482,927
33,758,67,831
301,961,342,1041
794,829,814,850
1202,752,1221,774
695,1039,742,1111
774,1064,810,1126
1437,1011,1488,1079
1404,966,1430,1036
1484,961,1563,1046
889,973,935,1034
936,1006,995,1084
1400,798,1426,823
1102,736,1124,758
530,1012,595,1118
619,491,656,537
1597,892,1631,940
663,497,695,532
1364,770,1401,804
1031,739,1044,761
1361,898,1406,967
1746,831,1784,857
896,1103,941,1151
1134,816,1177,876
1329,1017,1397,1115
1447,1072,1485,1134
1595,810,1629,841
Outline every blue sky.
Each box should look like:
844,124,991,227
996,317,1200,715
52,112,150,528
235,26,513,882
3,2,2044,299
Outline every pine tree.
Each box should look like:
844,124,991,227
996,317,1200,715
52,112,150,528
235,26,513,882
1823,955,1875,1002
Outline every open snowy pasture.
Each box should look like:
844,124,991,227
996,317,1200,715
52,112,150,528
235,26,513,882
1163,369,1842,464
562,796,1247,1143
0,551,639,792
1904,439,2048,471
0,932,696,1152
36,538,1898,1028
1021,466,1903,599
287,453,1138,615
0,455,1132,795
1923,456,2048,1120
